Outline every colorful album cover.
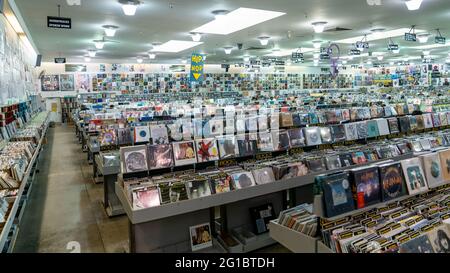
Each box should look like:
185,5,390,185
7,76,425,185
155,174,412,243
288,128,305,147
60,74,75,91
350,166,381,208
356,121,368,139
378,162,407,202
186,179,212,199
440,112,448,126
320,127,333,144
121,145,149,173
41,75,60,91
173,141,197,166
230,171,256,189
147,144,173,169
132,186,160,210
401,158,429,195
209,174,232,194
134,125,150,143
99,128,116,146
340,153,354,167
409,115,418,131
420,153,444,188
366,120,380,138
249,203,276,234
76,74,90,92
351,151,367,165
319,172,355,218
423,113,434,129
150,124,169,144
190,223,213,251
439,149,450,182
432,113,441,128
196,138,219,162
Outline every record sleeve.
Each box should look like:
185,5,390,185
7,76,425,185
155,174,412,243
249,203,276,234
208,118,224,136
167,122,183,141
387,117,400,134
196,138,219,162
409,115,418,131
147,144,173,169
428,226,450,253
378,162,407,202
416,115,425,130
230,171,256,189
320,127,333,144
237,137,257,157
273,130,291,151
190,223,213,251
376,119,390,136
258,115,269,131
246,116,258,132
366,120,380,138
420,153,444,188
288,128,305,147
398,116,411,133
150,124,169,144
252,167,276,185
186,179,212,199
132,186,160,210
440,112,448,126
422,113,434,129
303,127,322,146
318,172,355,218
401,158,429,195
274,162,309,180
225,118,236,136
257,131,275,152
306,157,327,173
351,151,367,165
398,234,435,253
438,149,450,182
326,155,342,170
217,136,238,159
344,123,359,141
340,153,354,167
331,124,346,143
350,166,381,208
99,128,117,146
292,113,302,127
209,173,232,194
356,121,368,139
173,141,197,166
121,145,149,173
134,125,150,143
169,182,189,202
280,113,294,127
432,113,442,128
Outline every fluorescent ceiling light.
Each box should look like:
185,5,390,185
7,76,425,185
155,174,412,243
181,59,187,64
224,47,233,54
258,36,270,46
5,12,24,34
312,40,322,49
191,33,202,42
312,22,327,33
88,50,97,57
405,0,423,10
150,40,203,53
335,28,425,44
417,33,430,43
94,40,105,49
389,61,395,65
191,7,285,35
342,60,348,64
243,56,250,62
103,25,119,37
341,52,369,59
120,0,141,16
265,47,314,57
84,56,91,62
423,50,430,56
148,53,156,59
313,53,320,59
137,57,143,63
377,55,384,61
367,60,373,65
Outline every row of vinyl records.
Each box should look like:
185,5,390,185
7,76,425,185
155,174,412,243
0,197,10,229
118,129,450,210
96,110,449,154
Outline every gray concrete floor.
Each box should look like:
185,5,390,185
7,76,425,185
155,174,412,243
14,125,129,253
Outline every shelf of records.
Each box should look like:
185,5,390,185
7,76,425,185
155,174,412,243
113,124,450,224
0,113,49,251
271,183,450,253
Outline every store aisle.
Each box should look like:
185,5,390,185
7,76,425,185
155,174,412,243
14,125,129,253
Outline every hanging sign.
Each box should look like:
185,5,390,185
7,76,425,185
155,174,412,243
47,16,72,29
291,52,304,61
250,60,261,65
404,33,417,42
320,53,330,60
350,49,361,55
356,41,369,50
387,44,399,51
54,57,66,63
262,62,271,67
435,36,446,44
275,60,285,66
190,53,204,82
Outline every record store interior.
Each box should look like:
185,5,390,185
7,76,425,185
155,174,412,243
1,0,450,254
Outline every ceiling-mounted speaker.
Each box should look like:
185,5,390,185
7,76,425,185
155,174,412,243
35,54,42,67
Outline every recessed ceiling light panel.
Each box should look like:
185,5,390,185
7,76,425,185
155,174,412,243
150,40,203,53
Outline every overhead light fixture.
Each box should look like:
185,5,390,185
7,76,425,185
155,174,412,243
342,60,348,64
405,0,423,11
212,10,228,20
119,0,141,16
150,40,203,53
88,50,97,57
224,46,233,55
311,21,327,33
367,59,373,65
5,12,24,34
190,32,202,42
312,40,322,49
417,33,430,43
336,28,425,44
84,56,91,62
181,59,187,64
103,25,119,37
93,40,105,49
137,57,143,63
423,50,430,56
393,48,400,54
243,56,250,62
377,55,384,61
258,36,270,46
313,52,320,59
148,53,156,59
389,61,395,66
348,55,354,60
192,7,285,35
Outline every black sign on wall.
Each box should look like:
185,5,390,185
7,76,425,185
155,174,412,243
47,16,71,29
54,57,66,63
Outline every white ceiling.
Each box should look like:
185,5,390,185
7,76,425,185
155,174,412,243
12,0,450,65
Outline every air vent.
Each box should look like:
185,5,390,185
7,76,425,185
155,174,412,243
325,27,352,32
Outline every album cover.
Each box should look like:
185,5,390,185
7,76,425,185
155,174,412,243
319,172,355,218
99,128,117,146
428,226,450,253
230,171,256,189
150,124,169,144
258,115,269,131
257,131,275,152
416,115,425,130
132,186,160,210
401,158,429,195
340,153,355,167
292,113,302,127
196,138,219,162
167,122,183,141
217,137,238,159
351,151,367,165
411,141,423,152
246,116,258,132
325,155,342,170
249,203,276,234
420,153,444,188
419,139,431,151
173,141,197,166
60,74,75,91
170,182,189,202
208,118,224,136
440,112,449,126
330,125,346,143
356,121,368,139
366,120,380,138
350,166,381,208
387,117,400,134
409,115,418,131
288,128,305,147
237,137,257,157
280,113,294,127
41,75,60,91
423,114,434,129
134,126,150,143
325,110,338,123
209,174,232,194
303,127,322,146
320,127,333,144
117,128,132,145
378,162,407,202
397,143,411,154
147,144,173,169
344,123,359,141
252,167,276,185
438,149,450,182
376,119,390,136
432,113,442,128
306,157,327,173
190,223,213,251
186,179,212,199
121,145,149,173
308,113,319,124
76,74,90,91
273,130,291,151
275,162,309,180
399,234,435,253
236,117,246,134
364,150,379,162
398,116,411,133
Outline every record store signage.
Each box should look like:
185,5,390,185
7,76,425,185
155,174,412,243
320,53,330,60
387,44,399,51
350,49,361,55
291,52,304,63
47,16,72,29
356,41,369,50
435,36,446,44
54,57,66,63
404,32,417,42
190,53,204,82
